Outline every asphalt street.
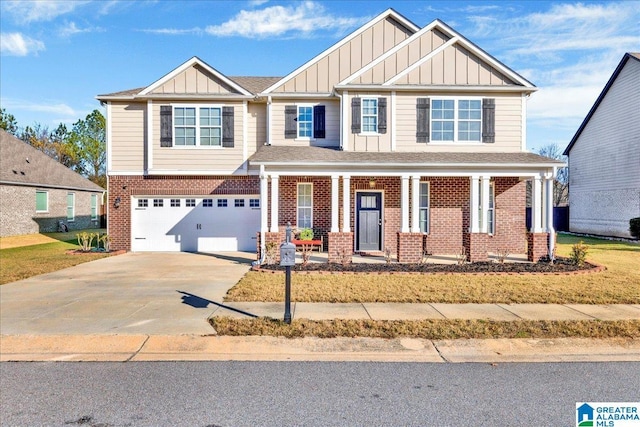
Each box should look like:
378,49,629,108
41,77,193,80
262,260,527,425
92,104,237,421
1,361,638,426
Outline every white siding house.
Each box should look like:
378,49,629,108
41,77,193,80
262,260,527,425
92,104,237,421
564,53,640,238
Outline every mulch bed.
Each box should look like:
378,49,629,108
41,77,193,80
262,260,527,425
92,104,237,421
256,257,600,274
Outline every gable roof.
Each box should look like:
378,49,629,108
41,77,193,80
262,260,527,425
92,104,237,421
564,52,640,155
0,129,104,192
261,8,420,94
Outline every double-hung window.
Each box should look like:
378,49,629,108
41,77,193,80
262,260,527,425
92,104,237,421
488,181,495,235
431,99,481,142
362,98,378,133
419,182,430,234
36,191,48,213
297,106,313,138
66,193,75,222
297,183,313,228
174,106,222,146
91,194,98,220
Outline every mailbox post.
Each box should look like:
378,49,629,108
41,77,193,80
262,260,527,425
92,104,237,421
279,223,296,324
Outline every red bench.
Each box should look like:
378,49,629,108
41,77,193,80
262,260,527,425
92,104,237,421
291,237,324,252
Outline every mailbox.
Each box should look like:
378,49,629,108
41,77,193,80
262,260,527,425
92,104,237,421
280,241,296,267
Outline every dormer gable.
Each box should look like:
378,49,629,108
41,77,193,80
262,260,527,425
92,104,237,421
139,56,253,97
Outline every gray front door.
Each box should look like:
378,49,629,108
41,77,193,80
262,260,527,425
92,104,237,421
357,192,382,251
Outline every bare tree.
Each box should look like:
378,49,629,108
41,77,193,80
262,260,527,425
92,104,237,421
526,143,569,206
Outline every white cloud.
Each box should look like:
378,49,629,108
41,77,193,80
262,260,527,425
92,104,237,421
58,22,105,38
248,0,269,6
0,32,45,56
2,0,88,24
205,1,365,38
140,27,203,36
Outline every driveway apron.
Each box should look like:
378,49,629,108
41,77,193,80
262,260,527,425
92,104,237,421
0,252,253,335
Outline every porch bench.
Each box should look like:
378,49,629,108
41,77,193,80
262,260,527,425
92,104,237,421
291,237,324,252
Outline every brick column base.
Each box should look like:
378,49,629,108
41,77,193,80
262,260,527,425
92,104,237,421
397,232,423,263
463,233,489,262
527,232,549,262
328,232,354,264
257,231,285,262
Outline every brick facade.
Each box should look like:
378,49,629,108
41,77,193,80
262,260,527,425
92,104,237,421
328,232,354,263
463,232,489,262
527,232,549,262
1,184,102,237
397,232,423,263
108,175,259,251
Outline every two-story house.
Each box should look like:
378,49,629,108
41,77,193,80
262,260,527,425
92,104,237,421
98,9,562,263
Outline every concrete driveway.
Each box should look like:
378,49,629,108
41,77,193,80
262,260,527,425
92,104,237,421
0,252,254,335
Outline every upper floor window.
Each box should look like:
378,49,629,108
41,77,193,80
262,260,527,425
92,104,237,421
362,98,378,133
298,106,312,138
285,105,325,140
416,97,494,144
160,105,234,148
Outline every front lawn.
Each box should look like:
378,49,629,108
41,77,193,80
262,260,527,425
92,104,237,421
0,240,111,285
225,234,640,305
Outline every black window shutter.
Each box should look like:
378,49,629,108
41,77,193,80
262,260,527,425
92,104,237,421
160,106,172,147
377,98,387,134
482,98,495,143
285,105,297,139
222,106,234,147
351,98,361,134
313,105,325,139
416,98,430,143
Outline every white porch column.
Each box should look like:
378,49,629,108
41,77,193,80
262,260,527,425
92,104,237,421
401,175,410,232
269,175,279,233
480,176,490,233
469,176,480,233
331,175,340,232
411,175,420,232
531,176,543,233
545,174,556,257
259,167,268,253
342,175,351,232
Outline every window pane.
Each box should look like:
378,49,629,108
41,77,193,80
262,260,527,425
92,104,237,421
67,193,74,220
36,191,48,212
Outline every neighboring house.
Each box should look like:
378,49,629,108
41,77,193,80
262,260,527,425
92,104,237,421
97,9,563,262
564,53,640,238
0,129,105,237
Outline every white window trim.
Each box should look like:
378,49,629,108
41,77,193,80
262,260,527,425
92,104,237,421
296,104,315,140
430,96,483,144
36,190,49,213
297,182,313,229
67,192,75,222
171,103,224,149
360,97,379,135
419,182,430,234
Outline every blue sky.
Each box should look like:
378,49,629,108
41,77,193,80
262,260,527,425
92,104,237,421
1,0,639,152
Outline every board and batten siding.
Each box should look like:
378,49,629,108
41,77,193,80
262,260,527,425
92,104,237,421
151,102,247,173
150,64,237,95
272,17,413,93
270,99,340,147
569,58,640,238
246,102,267,154
109,102,146,172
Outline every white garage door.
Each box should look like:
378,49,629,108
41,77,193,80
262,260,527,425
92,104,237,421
131,196,260,252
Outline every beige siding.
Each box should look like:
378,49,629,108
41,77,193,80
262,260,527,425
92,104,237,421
347,92,392,152
274,17,413,93
569,58,640,237
151,102,247,172
110,102,146,172
151,64,238,95
270,99,340,147
246,102,267,154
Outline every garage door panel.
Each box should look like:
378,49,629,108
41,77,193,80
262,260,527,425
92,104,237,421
131,196,259,252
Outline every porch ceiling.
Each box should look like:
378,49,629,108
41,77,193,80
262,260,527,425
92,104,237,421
249,145,565,170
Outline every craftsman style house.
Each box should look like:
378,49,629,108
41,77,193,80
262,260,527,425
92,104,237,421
98,9,562,262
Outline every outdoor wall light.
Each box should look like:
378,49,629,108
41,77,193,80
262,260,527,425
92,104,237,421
369,179,376,188
114,197,121,208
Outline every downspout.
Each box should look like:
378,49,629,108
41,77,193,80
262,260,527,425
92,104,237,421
335,91,343,150
548,166,558,261
252,165,267,267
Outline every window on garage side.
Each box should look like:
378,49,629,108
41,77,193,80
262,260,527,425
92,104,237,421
67,193,75,221
170,199,180,207
153,199,163,207
217,199,227,207
249,199,260,208
138,199,148,208
234,199,245,207
91,194,98,220
36,190,48,213
186,199,196,207
297,183,313,228
203,199,213,207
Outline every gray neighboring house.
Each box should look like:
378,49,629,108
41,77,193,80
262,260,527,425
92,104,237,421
0,129,105,237
564,52,640,238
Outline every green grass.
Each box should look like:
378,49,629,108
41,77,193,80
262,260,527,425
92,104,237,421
0,239,110,285
225,234,640,304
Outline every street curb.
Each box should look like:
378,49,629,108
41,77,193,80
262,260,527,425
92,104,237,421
1,335,639,363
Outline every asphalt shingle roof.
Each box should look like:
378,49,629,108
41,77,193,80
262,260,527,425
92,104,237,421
249,145,565,167
0,129,104,192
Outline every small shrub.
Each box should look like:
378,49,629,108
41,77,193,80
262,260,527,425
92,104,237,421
264,242,277,265
384,247,393,264
99,234,111,252
495,249,510,264
299,228,314,240
419,249,432,265
630,217,640,239
77,232,96,252
335,248,351,266
456,247,467,265
300,244,312,266
570,240,589,267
